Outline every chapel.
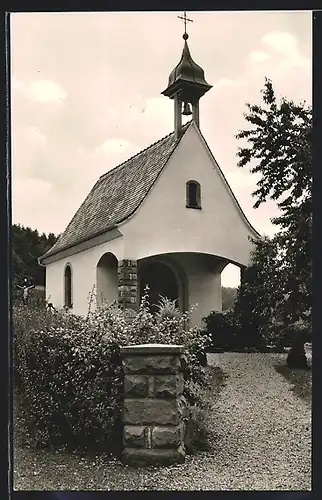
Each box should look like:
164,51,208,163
40,18,260,326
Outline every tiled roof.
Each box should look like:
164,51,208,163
42,123,191,259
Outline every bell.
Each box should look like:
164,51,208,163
182,101,192,116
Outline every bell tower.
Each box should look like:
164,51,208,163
162,12,212,139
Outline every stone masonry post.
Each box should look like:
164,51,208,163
118,259,138,310
120,344,187,466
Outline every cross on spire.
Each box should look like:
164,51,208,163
177,11,193,36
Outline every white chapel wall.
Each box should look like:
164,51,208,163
121,123,258,267
168,253,223,326
45,236,124,316
189,271,222,326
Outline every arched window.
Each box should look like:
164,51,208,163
186,180,201,209
64,264,72,308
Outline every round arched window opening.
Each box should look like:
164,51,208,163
186,180,201,209
64,264,72,308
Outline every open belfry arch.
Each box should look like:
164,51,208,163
40,12,260,326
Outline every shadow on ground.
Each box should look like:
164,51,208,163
273,363,312,405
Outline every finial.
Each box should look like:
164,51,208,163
178,11,193,38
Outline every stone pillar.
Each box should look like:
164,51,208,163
121,344,186,466
118,259,138,310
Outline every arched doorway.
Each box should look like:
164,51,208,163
96,253,118,307
139,260,180,314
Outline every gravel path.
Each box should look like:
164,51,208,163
143,353,311,491
200,353,312,491
14,353,311,491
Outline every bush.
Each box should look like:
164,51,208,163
262,316,311,351
204,309,300,352
292,318,312,344
203,310,242,351
13,304,124,453
262,319,290,349
13,292,212,454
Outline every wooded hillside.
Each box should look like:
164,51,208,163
12,224,58,286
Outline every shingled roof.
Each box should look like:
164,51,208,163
41,122,191,260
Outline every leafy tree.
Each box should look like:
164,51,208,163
234,236,286,348
235,78,312,367
221,287,237,311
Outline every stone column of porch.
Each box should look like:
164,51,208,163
121,344,187,466
118,259,138,311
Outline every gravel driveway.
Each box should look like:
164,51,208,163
14,353,311,491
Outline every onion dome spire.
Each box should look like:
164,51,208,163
161,12,212,136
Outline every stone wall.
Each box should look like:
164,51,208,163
121,344,187,466
118,259,138,310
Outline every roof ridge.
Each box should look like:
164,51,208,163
40,121,193,262
98,121,192,182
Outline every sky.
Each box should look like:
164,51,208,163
10,11,312,287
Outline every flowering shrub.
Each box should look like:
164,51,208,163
13,292,211,453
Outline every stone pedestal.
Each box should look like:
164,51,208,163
120,344,186,466
118,259,138,310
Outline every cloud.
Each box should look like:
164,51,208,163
242,30,311,105
144,96,172,119
100,96,173,150
14,79,67,104
11,176,54,232
11,125,48,179
262,31,298,54
28,79,67,104
248,50,272,64
261,31,310,71
96,138,136,156
12,175,77,235
24,126,47,146
214,78,238,91
95,138,139,169
13,176,53,201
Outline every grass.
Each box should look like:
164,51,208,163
13,365,227,491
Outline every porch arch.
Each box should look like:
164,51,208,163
96,252,118,307
138,255,188,313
